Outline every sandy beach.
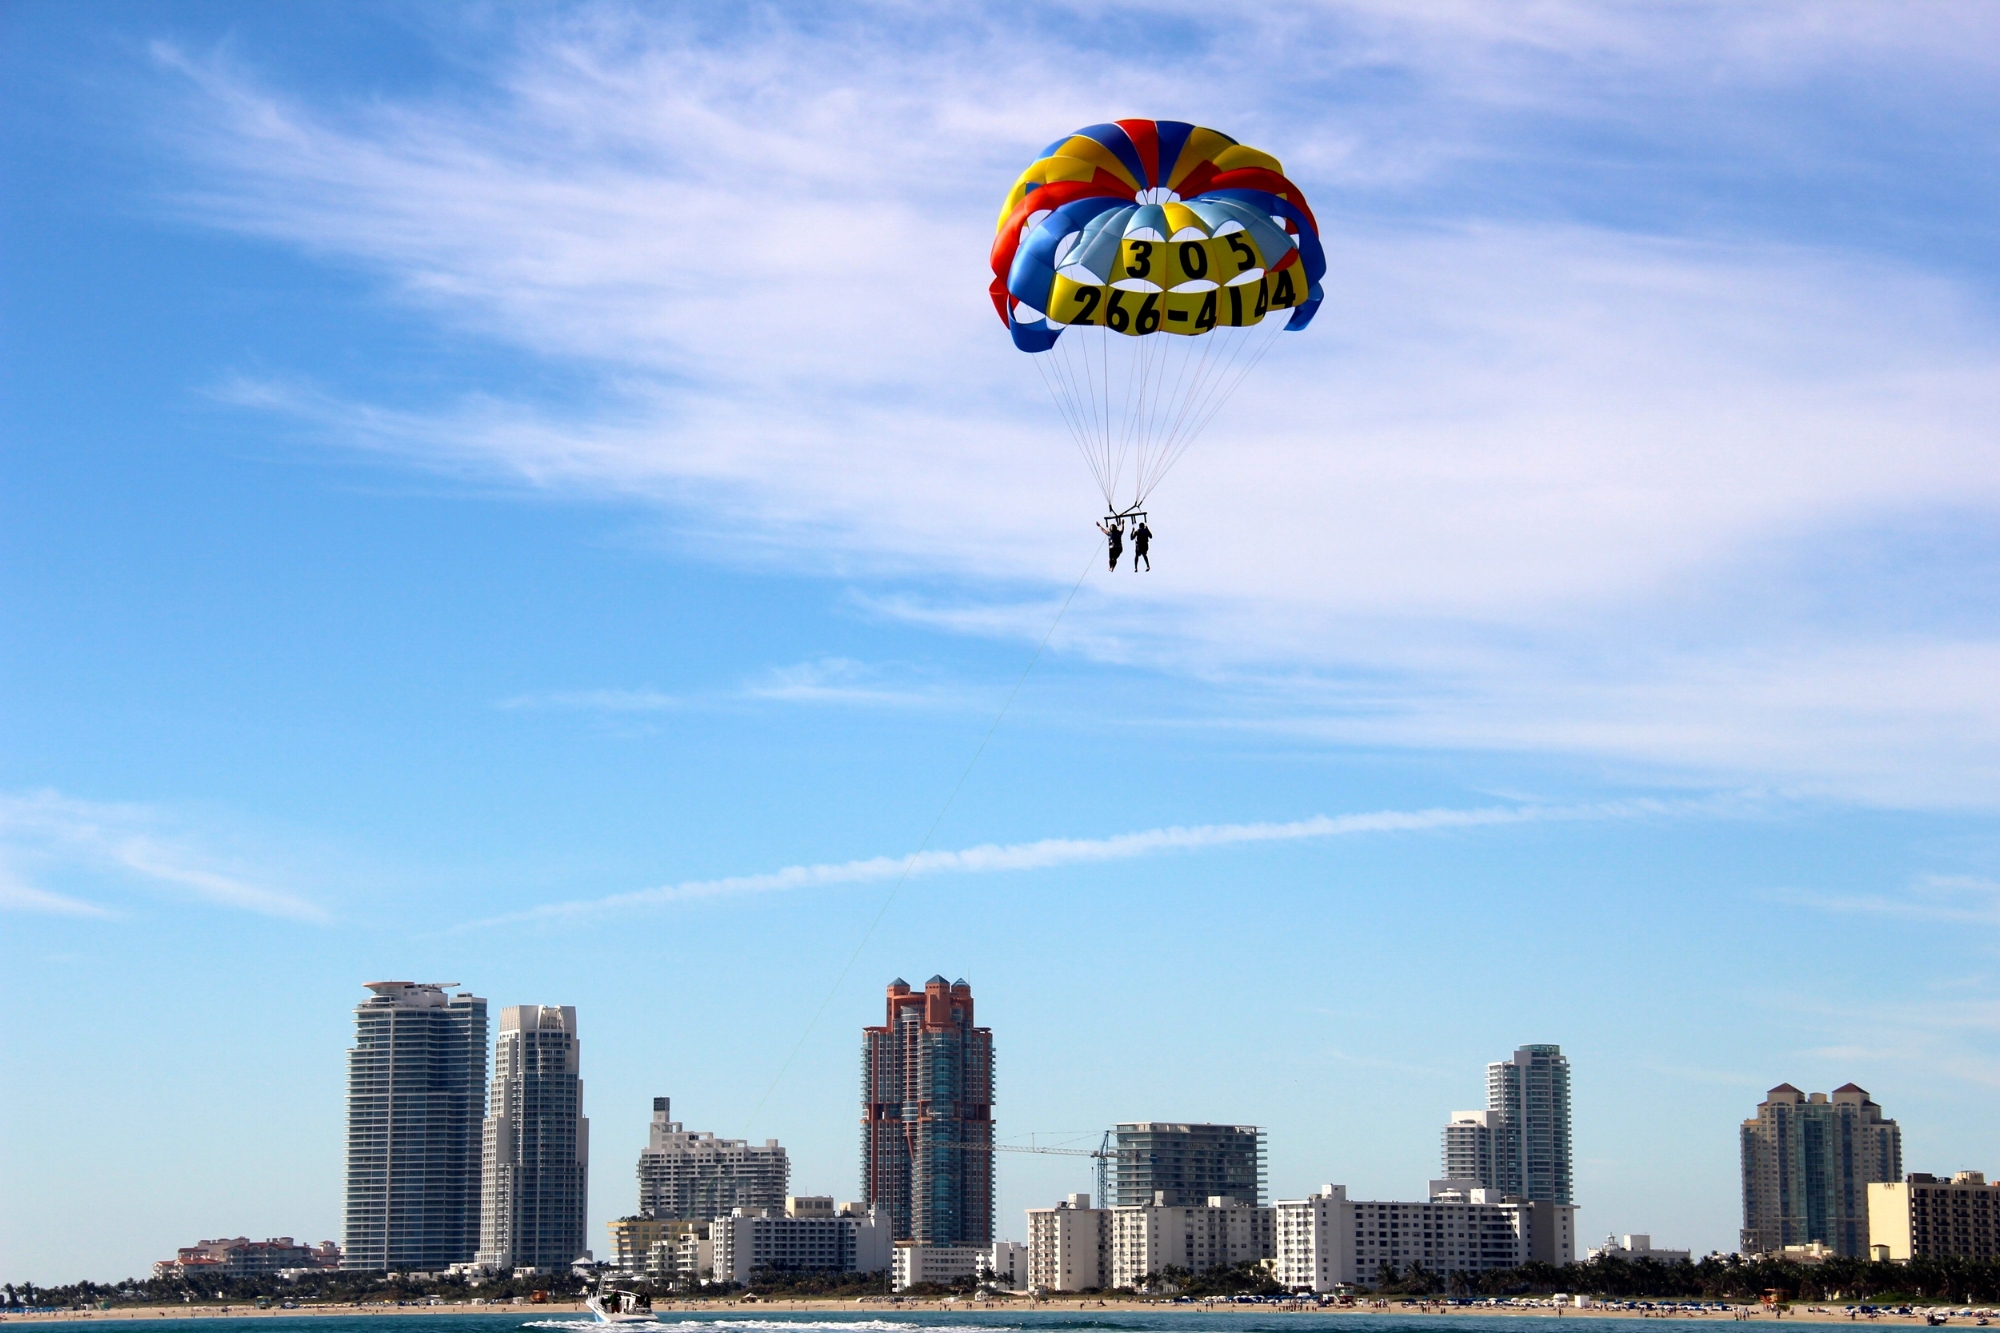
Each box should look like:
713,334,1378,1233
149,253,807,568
0,1300,1963,1326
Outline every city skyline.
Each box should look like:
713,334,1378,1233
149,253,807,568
15,957,1993,1286
11,1,2000,1287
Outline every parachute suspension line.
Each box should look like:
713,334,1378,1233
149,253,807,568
1136,326,1214,503
1113,326,1154,513
1034,311,1291,515
1133,329,1181,509
743,543,1100,1135
1179,316,1289,461
1032,342,1100,496
1040,327,1114,507
1064,324,1118,506
1145,317,1285,496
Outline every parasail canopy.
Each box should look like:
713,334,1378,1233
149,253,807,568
991,120,1324,515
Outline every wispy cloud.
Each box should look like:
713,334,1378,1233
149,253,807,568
501,658,959,716
0,865,120,920
464,796,1709,929
500,687,683,713
147,4,2000,805
1769,874,2000,926
738,657,955,709
0,791,330,923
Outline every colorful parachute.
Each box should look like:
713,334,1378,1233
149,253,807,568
991,120,1324,515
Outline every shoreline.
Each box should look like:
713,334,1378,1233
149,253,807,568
0,1302,1966,1326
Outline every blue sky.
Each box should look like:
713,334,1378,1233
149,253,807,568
6,0,2000,1284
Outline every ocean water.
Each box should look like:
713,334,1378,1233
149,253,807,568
98,1314,1692,1333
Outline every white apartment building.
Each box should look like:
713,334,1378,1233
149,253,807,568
1026,1193,1109,1292
1442,1110,1502,1188
988,1240,1028,1289
646,1225,713,1282
885,1239,1024,1291
1275,1187,1347,1293
1271,1185,1575,1292
709,1205,890,1283
1027,1191,1275,1292
1107,1195,1274,1289
891,1242,988,1290
636,1096,789,1221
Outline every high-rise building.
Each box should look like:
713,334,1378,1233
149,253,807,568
343,981,488,1272
1487,1045,1572,1204
1440,1110,1501,1191
475,1005,589,1273
1741,1083,1901,1257
1111,1123,1266,1207
636,1097,789,1220
861,976,994,1245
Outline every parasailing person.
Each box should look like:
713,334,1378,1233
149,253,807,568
1131,518,1152,571
1095,516,1125,571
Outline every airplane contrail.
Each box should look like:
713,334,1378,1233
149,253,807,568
461,797,1702,930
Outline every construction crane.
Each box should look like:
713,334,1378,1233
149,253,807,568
932,1130,1116,1208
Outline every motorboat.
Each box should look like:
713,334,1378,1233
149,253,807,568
585,1282,652,1324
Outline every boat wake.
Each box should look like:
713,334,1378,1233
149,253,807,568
525,1323,1007,1333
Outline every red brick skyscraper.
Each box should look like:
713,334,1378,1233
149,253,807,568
861,977,994,1245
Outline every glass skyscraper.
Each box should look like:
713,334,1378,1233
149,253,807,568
1488,1044,1573,1205
343,982,488,1271
860,977,994,1245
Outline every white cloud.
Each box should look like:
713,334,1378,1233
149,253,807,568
1769,873,2000,927
500,687,684,712
499,658,958,714
466,795,1706,928
149,4,2000,804
0,791,330,924
0,865,118,919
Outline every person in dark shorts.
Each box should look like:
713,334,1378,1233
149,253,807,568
1096,517,1124,571
1131,520,1151,570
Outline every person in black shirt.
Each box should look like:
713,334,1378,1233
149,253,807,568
1131,520,1152,570
1096,517,1124,571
